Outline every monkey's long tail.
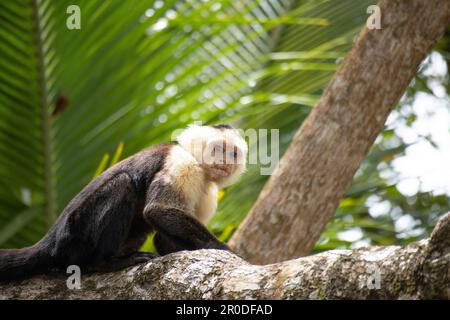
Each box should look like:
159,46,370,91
0,246,47,281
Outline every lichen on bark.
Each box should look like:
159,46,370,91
1,213,448,300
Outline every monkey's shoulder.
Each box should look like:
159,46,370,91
59,143,174,217
157,145,204,183
150,145,217,222
152,145,206,199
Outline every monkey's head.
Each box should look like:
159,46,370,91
176,124,248,187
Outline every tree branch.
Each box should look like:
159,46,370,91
1,213,448,300
229,0,450,264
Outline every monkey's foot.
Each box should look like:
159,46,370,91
204,240,231,251
92,252,159,273
130,252,160,263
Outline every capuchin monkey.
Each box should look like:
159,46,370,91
0,124,247,280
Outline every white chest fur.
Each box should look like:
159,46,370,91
163,145,219,225
195,182,218,225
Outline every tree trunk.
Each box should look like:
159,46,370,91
1,213,448,300
229,0,450,264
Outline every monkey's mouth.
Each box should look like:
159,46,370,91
210,166,232,178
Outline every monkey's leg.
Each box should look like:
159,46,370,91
118,216,155,257
49,172,141,270
153,232,186,255
144,206,230,252
56,172,160,273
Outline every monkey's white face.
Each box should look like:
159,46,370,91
202,139,245,182
176,125,248,187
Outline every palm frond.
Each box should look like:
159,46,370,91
0,0,374,248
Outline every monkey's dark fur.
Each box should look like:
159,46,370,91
0,141,232,281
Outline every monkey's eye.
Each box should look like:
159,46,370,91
234,149,244,162
225,146,239,162
213,144,223,154
226,150,236,160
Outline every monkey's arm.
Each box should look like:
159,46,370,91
143,204,230,255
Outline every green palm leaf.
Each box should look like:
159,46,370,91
0,0,374,248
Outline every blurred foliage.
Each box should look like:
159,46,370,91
0,0,449,254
